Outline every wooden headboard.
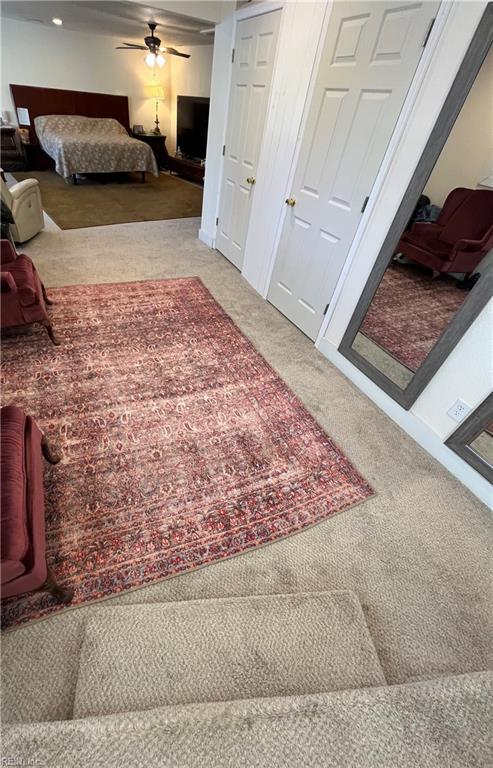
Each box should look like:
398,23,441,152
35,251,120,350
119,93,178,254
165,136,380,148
9,84,131,145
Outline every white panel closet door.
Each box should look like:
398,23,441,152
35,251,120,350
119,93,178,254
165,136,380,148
215,10,281,270
268,0,438,340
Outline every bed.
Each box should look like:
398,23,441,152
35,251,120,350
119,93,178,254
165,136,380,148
34,115,158,180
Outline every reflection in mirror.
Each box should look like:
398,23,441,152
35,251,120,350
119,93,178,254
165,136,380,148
446,394,493,483
469,422,493,468
347,42,493,393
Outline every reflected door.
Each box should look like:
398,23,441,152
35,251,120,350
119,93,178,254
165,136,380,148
268,0,438,340
215,10,281,270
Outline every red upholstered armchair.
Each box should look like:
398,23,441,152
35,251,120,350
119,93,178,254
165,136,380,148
397,188,493,275
1,239,59,344
1,405,73,603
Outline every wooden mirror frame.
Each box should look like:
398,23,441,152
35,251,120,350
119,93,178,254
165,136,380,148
338,7,493,410
446,393,493,483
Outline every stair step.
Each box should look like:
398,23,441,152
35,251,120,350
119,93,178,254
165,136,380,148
73,590,385,718
6,672,492,767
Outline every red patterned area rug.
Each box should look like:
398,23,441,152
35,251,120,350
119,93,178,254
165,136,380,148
1,279,373,630
361,263,465,372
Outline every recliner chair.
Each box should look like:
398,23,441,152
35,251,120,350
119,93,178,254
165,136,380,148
0,177,44,243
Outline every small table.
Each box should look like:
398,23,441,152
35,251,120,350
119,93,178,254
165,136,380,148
131,132,169,170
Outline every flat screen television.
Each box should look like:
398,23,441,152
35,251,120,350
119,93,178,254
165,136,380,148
176,95,210,160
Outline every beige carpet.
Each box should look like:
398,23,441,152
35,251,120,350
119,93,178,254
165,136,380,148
2,217,492,725
5,673,492,768
73,592,385,718
13,170,203,229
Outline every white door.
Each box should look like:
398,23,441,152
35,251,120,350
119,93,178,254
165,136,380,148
215,10,281,270
268,0,438,340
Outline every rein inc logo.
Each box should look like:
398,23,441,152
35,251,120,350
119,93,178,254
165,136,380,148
1,759,42,766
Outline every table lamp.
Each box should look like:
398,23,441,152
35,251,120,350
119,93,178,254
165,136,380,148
146,85,166,135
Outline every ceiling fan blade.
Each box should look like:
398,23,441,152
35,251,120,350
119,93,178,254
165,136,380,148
116,42,147,49
162,47,191,58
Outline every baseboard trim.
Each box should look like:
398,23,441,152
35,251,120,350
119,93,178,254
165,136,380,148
317,337,492,509
198,229,214,249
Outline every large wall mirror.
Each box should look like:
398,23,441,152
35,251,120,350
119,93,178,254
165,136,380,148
446,394,493,483
339,8,493,409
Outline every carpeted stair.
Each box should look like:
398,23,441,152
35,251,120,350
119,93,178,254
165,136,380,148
73,590,386,717
5,673,492,767
3,590,492,766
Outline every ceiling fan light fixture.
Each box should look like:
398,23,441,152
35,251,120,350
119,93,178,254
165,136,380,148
117,22,190,62
145,51,156,67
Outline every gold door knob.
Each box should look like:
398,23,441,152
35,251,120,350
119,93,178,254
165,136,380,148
246,176,256,185
285,197,296,207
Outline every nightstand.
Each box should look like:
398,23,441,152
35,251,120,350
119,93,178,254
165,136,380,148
131,132,169,170
0,126,26,171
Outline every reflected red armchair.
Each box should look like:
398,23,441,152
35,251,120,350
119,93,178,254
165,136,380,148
1,239,58,344
397,188,493,274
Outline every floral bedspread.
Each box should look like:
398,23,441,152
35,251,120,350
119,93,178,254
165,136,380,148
34,115,158,178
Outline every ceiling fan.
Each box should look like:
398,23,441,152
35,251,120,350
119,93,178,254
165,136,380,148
116,22,191,68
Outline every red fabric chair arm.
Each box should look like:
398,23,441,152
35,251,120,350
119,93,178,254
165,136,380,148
0,240,17,266
1,559,25,585
1,272,17,292
453,225,493,254
18,285,38,307
454,238,483,253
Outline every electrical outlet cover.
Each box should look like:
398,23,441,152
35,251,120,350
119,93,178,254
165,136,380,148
447,399,472,422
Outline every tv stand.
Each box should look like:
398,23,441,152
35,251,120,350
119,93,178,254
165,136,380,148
168,155,204,186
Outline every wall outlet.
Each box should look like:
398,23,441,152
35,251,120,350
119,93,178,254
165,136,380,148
447,399,472,422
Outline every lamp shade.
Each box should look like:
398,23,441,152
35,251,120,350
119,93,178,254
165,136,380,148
146,85,166,100
145,52,157,68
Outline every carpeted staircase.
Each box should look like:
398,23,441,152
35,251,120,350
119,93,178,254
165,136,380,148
72,591,385,717
3,590,492,766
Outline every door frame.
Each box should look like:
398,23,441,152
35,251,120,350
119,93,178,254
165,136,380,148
337,5,493,409
212,1,285,258
446,393,493,484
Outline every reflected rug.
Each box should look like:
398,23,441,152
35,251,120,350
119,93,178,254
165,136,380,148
360,263,465,372
1,279,374,629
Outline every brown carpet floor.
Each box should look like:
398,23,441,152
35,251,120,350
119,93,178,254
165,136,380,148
14,171,203,229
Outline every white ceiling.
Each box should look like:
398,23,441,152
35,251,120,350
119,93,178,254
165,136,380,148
0,1,216,47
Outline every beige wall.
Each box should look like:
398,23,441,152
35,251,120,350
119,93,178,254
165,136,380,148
1,17,172,136
423,45,493,206
1,17,213,153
